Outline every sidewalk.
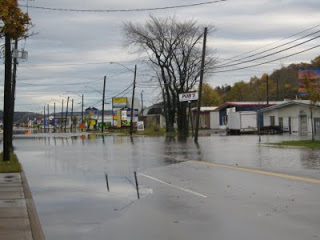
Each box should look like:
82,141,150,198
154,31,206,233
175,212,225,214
0,172,45,240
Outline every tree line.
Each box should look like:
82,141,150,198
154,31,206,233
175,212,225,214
203,55,320,104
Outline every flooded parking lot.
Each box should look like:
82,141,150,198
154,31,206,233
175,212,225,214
12,133,320,240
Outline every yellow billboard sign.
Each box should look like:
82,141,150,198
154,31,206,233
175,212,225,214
112,97,127,108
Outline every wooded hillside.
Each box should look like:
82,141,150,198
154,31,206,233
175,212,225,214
215,55,320,102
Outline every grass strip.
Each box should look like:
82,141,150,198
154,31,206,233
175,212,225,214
270,140,320,149
0,152,22,173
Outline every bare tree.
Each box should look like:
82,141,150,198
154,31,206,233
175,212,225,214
123,16,216,136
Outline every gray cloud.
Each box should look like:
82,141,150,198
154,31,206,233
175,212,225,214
1,0,320,111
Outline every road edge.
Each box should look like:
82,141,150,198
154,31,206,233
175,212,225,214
20,169,46,240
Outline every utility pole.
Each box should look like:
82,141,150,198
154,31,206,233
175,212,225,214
266,74,269,105
130,65,137,136
53,102,56,130
3,34,12,161
43,106,46,133
81,94,84,124
140,90,144,117
276,78,279,101
47,104,50,132
195,27,207,143
189,101,194,137
61,99,64,132
65,96,69,132
9,39,18,151
71,99,74,132
101,76,106,133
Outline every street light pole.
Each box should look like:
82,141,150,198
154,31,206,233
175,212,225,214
65,97,69,132
53,102,56,130
130,65,137,136
102,76,106,133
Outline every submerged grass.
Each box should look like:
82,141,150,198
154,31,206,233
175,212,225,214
270,140,320,149
0,152,22,173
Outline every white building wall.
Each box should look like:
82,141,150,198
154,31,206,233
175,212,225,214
209,112,220,129
263,104,320,136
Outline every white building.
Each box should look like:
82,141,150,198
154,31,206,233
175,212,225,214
260,100,320,136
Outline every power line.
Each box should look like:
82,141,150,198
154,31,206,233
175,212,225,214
16,71,135,87
219,23,320,63
215,34,320,69
18,78,101,86
19,0,227,13
210,44,320,74
19,59,138,67
217,28,320,67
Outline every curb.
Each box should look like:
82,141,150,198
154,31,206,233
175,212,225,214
20,170,45,240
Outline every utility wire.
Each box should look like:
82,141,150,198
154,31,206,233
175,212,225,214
210,44,320,74
217,28,320,67
108,86,133,99
215,34,320,69
219,23,320,63
18,78,101,86
19,59,138,67
19,0,226,13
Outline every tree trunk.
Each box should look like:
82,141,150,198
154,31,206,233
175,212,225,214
177,101,189,137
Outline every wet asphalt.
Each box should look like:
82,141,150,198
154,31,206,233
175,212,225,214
12,133,320,240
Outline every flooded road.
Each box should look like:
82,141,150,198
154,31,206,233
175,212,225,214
13,133,320,240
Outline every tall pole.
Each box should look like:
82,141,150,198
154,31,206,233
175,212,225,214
266,74,269,105
3,34,12,160
81,94,84,124
61,100,64,131
71,99,74,132
189,101,194,137
101,76,106,133
9,39,18,150
195,27,207,143
43,105,46,133
141,90,144,117
47,104,50,132
65,96,69,132
276,78,279,101
53,102,56,130
130,65,137,136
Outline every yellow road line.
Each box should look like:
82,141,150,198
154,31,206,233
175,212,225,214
153,153,320,184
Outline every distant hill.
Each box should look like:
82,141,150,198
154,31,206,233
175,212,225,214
0,111,42,124
216,55,320,102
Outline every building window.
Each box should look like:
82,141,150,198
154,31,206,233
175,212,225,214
270,116,275,126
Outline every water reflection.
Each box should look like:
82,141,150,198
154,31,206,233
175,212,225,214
13,133,320,240
300,150,320,169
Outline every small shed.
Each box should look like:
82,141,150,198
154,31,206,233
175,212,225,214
260,100,320,136
192,107,218,129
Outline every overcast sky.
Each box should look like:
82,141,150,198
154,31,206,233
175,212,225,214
1,0,320,112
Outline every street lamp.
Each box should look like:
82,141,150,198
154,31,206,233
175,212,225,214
110,62,137,136
66,91,84,124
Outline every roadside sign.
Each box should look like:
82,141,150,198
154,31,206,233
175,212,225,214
137,121,144,131
179,92,198,102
